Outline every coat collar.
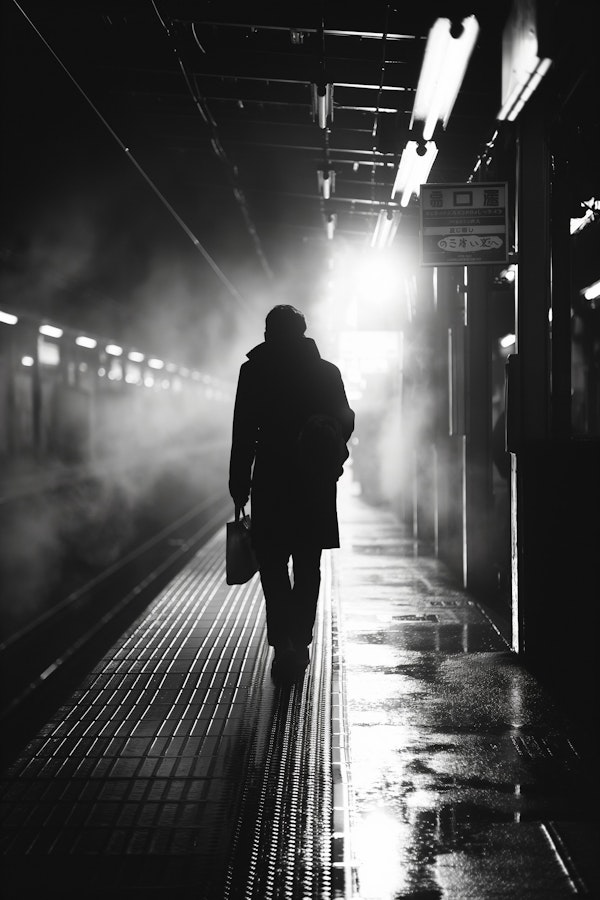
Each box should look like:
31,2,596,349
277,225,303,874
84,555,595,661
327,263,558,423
246,336,321,364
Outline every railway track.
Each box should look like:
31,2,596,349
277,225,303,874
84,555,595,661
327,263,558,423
0,486,232,767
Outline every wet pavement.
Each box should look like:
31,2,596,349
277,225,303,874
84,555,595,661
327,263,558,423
336,488,598,898
1,477,598,898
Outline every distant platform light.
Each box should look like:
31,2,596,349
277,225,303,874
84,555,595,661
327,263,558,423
0,310,18,325
39,323,63,339
144,375,155,388
128,350,145,363
105,344,123,356
148,358,164,369
75,335,98,349
500,333,516,349
21,355,35,367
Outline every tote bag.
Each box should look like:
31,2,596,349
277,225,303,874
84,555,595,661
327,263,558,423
226,507,259,585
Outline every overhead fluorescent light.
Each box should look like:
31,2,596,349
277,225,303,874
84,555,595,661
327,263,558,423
75,335,97,349
500,333,516,349
128,350,145,363
0,310,18,325
583,279,600,301
318,169,335,200
312,83,334,129
105,344,123,356
498,2,552,122
410,16,479,141
39,323,63,339
391,141,438,207
497,57,552,121
370,209,401,249
326,213,336,240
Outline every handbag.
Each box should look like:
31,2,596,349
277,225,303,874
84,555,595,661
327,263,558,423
226,507,259,585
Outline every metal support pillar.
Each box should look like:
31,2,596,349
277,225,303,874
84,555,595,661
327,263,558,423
511,99,551,652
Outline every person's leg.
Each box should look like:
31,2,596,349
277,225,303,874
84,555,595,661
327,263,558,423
258,545,293,648
290,545,322,649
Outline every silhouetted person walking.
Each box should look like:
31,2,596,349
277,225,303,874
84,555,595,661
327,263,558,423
229,305,354,681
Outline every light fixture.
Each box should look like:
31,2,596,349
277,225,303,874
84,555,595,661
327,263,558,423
497,4,552,122
582,279,600,302
497,58,551,121
497,264,516,284
370,209,401,249
128,350,145,363
312,83,334,129
410,16,479,141
105,343,123,356
148,358,164,370
0,310,18,325
75,335,97,349
318,169,335,200
39,323,63,339
326,213,336,240
500,333,516,349
391,141,438,207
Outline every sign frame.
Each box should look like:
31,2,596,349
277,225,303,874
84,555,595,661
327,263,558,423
419,182,509,267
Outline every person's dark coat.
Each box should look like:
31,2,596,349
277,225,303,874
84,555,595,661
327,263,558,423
229,336,354,554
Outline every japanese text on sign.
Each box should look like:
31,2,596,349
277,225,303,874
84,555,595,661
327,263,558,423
420,183,509,266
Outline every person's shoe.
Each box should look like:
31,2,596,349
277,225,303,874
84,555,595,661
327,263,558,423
293,644,310,672
271,644,297,682
271,642,309,683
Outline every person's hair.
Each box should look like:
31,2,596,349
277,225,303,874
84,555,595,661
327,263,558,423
265,305,306,341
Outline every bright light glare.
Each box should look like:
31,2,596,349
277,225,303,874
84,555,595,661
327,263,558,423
352,807,410,898
39,324,63,339
411,16,480,140
148,358,164,369
339,330,402,376
391,141,438,206
583,279,600,301
21,355,35,367
38,338,60,366
500,333,516,348
128,350,145,362
571,200,598,234
75,335,97,349
106,344,123,356
0,310,18,325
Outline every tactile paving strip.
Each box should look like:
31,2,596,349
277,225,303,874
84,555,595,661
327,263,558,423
0,527,269,896
0,526,356,899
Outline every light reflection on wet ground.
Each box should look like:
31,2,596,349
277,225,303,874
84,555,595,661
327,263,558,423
336,488,597,899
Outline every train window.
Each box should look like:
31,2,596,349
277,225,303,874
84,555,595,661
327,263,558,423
38,336,60,367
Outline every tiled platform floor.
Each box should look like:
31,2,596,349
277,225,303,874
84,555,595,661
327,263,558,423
0,484,598,899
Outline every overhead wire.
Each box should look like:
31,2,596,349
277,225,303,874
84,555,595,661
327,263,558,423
11,0,251,311
151,0,274,281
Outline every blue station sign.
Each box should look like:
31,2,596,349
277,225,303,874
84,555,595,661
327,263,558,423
420,182,509,266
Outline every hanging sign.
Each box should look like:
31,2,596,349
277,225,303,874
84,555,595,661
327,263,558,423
420,182,509,266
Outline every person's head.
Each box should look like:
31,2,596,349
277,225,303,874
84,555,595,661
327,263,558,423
264,305,306,343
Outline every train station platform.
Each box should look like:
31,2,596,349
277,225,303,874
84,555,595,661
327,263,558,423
0,483,597,899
